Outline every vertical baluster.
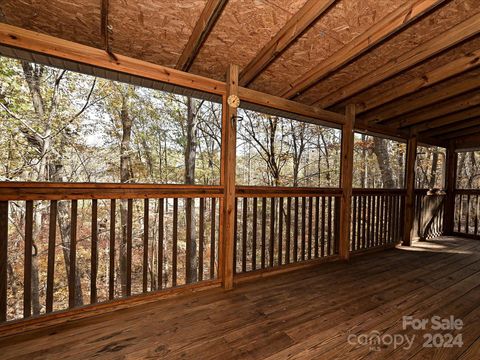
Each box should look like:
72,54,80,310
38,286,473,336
278,197,284,266
361,195,367,249
327,196,332,255
321,196,326,257
466,194,471,234
261,198,266,269
366,195,372,248
379,195,385,245
126,199,133,295
375,195,380,246
23,201,33,318
91,199,98,304
69,200,78,308
143,199,149,292
269,197,275,267
242,197,248,272
252,198,257,271
294,197,299,261
158,198,164,288
286,197,291,264
315,196,320,257
234,198,238,273
172,198,178,287
186,198,193,283
46,200,57,312
199,198,205,281
308,197,313,259
109,199,116,300
475,195,479,237
210,198,216,279
372,195,377,247
352,196,357,251
457,195,462,233
0,201,7,322
301,197,306,261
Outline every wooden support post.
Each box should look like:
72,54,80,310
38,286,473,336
403,135,418,246
339,104,355,260
443,142,457,235
220,64,239,290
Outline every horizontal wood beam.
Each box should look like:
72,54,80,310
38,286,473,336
363,73,480,123
238,86,345,126
239,0,336,86
176,0,228,71
315,12,480,108
357,48,480,114
280,0,447,99
438,126,480,140
427,117,480,137
452,132,480,149
413,106,480,133
393,91,480,128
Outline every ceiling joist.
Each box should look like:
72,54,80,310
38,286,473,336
413,106,480,133
278,0,446,99
239,0,336,87
314,12,480,108
176,0,228,71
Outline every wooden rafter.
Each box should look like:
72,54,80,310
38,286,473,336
426,117,480,137
357,48,480,114
314,12,480,108
278,0,446,99
239,0,336,87
363,72,480,123
176,0,228,71
392,91,480,128
412,106,480,133
454,132,480,149
438,125,480,140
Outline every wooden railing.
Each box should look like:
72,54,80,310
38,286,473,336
350,189,405,252
234,187,342,274
414,189,446,240
454,189,480,238
0,183,221,323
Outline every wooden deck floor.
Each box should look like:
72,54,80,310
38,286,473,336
1,237,480,359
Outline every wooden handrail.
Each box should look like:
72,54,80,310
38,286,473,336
235,186,342,197
352,188,406,195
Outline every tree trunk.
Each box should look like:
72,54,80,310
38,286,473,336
429,150,439,188
373,137,395,188
185,97,198,283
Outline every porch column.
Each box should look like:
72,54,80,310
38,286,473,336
339,104,355,260
220,64,239,290
443,142,457,235
403,135,418,246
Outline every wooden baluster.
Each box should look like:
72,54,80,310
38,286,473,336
366,195,372,248
126,199,133,295
23,201,33,318
186,198,193,283
321,196,326,257
242,197,248,272
252,198,257,270
327,196,332,255
158,198,164,288
375,195,380,246
278,197,284,266
389,195,394,243
172,198,178,287
371,195,377,247
199,197,205,281
233,198,238,273
294,197,299,262
261,197,266,269
69,200,78,309
466,194,471,234
475,196,479,237
0,201,7,322
301,197,306,261
46,200,57,312
143,199,149,292
308,197,313,259
109,199,116,300
210,198,216,279
286,197,291,264
457,195,462,233
315,196,320,257
380,195,385,245
352,196,357,251
91,199,98,304
269,197,275,267
334,196,341,254
361,195,367,249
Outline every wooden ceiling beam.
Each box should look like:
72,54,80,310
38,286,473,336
438,125,480,140
454,132,480,150
392,91,480,128
314,12,480,108
278,0,447,99
176,0,228,71
357,49,480,115
239,0,336,87
362,72,480,123
426,117,480,137
413,106,480,133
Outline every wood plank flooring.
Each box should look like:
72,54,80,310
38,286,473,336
1,236,479,359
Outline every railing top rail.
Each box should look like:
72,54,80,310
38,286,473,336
454,189,480,195
235,186,342,197
352,188,406,195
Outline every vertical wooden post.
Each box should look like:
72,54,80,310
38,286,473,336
338,104,355,260
443,141,457,235
403,135,417,246
220,64,239,290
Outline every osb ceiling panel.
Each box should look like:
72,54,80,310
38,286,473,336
189,0,309,81
0,0,103,48
342,36,480,111
109,0,208,68
296,0,480,107
249,0,404,96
